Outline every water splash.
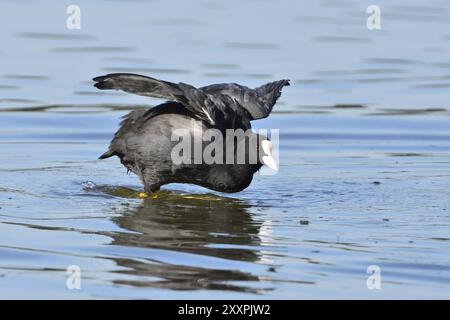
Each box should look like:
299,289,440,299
81,181,96,190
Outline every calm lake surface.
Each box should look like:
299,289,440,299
1,0,450,299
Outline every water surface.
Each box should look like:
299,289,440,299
0,0,450,299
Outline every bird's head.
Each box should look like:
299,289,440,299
230,131,278,172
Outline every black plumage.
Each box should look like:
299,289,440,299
94,73,289,193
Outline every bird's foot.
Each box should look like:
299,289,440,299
138,192,148,198
138,192,159,199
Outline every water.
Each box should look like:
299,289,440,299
1,0,450,299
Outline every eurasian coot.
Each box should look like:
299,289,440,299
94,73,289,193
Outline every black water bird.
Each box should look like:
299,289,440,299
93,73,289,193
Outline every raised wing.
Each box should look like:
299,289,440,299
93,73,226,126
93,73,181,100
200,79,289,120
93,73,288,129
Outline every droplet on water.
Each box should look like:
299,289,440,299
82,181,96,190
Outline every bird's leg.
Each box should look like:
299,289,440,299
139,184,160,199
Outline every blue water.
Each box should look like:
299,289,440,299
0,0,450,299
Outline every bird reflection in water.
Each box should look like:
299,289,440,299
107,191,270,293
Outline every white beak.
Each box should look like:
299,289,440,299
261,140,278,171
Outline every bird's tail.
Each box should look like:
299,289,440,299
98,150,116,159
